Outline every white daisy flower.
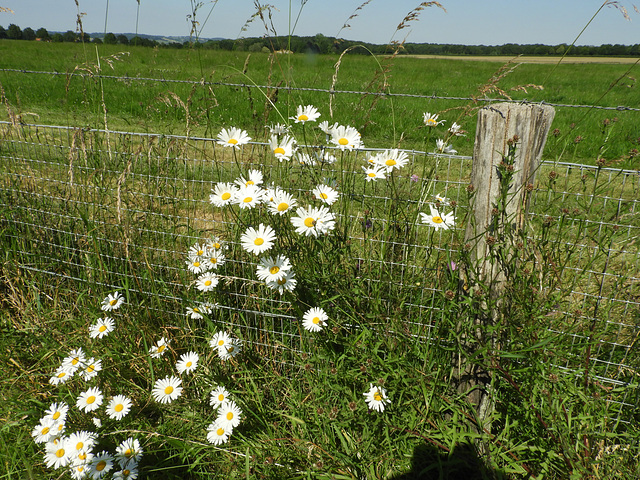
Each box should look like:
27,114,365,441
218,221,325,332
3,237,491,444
423,112,445,127
66,430,97,457
255,255,292,283
204,249,226,270
290,206,336,237
209,386,231,408
216,401,242,430
302,307,328,332
149,337,170,358
240,223,276,255
176,351,199,375
320,151,337,164
375,149,410,172
115,437,143,467
269,134,296,161
101,292,124,311
49,365,74,385
318,120,338,135
188,242,207,258
206,236,225,251
266,189,297,215
76,387,104,413
209,182,238,207
62,348,86,373
206,421,231,445
312,184,339,205
89,317,115,339
291,104,321,123
296,152,317,165
234,169,263,188
265,271,297,294
80,357,103,381
70,457,94,480
209,331,232,351
89,451,115,479
44,440,72,469
233,184,264,210
186,305,205,319
448,121,466,136
43,402,69,424
218,340,242,360
152,376,183,404
362,165,386,182
112,464,139,480
106,395,132,421
217,127,251,149
31,418,57,444
196,272,219,291
435,138,457,155
363,383,390,412
434,193,450,205
186,255,207,274
420,206,455,230
330,125,362,150
269,123,290,135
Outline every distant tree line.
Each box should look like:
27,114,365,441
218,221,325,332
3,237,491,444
2,24,639,57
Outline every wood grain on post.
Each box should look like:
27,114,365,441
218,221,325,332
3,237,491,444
459,102,555,436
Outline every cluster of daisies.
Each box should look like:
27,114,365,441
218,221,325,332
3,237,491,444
422,111,466,155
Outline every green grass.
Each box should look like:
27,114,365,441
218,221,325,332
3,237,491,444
0,41,638,166
1,39,639,480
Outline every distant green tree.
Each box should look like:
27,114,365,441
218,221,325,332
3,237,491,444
103,33,117,45
0,26,7,39
7,24,22,40
22,27,36,40
116,34,129,45
51,33,64,42
36,27,50,40
92,37,102,44
248,41,263,52
62,30,77,42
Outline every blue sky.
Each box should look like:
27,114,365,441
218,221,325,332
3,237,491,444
1,0,638,45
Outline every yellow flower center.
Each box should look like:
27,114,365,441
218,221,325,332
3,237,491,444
254,238,264,246
53,412,61,420
274,147,285,155
319,193,328,199
212,242,221,249
210,258,217,264
109,298,117,306
243,196,253,203
312,317,320,324
277,278,287,285
193,307,200,312
87,396,96,404
71,357,80,365
123,469,130,476
227,345,235,353
158,345,166,353
432,216,443,224
99,325,107,332
115,404,124,412
374,391,382,401
221,192,231,200
270,266,280,275
57,371,66,379
125,448,133,458
87,365,95,373
56,448,66,458
217,428,225,436
368,172,376,177
385,159,396,166
246,180,254,185
226,412,234,420
277,202,289,211
304,217,316,228
165,386,174,395
96,460,107,471
79,453,87,461
186,361,193,367
228,138,238,145
427,118,437,125
298,114,308,121
42,426,50,435
76,442,84,450
218,339,225,346
338,138,349,146
218,394,225,402
205,280,212,286
193,261,200,267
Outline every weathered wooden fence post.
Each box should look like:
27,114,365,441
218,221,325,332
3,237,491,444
460,102,555,438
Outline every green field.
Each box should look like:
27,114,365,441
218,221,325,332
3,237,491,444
0,40,638,166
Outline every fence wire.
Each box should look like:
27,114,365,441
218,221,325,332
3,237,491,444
1,121,638,423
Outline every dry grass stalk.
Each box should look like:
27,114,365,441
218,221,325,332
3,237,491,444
335,0,374,39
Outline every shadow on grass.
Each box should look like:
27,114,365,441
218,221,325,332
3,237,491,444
391,442,507,480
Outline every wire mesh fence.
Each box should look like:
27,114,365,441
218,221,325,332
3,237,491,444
1,121,638,422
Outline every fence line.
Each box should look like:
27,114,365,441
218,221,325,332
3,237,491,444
1,120,638,423
1,68,639,112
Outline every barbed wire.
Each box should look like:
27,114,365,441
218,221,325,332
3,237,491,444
1,68,639,112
